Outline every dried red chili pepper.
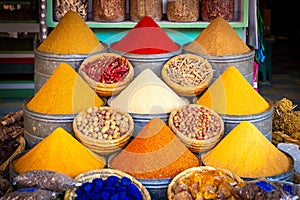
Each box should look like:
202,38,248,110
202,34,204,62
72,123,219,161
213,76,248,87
82,56,129,84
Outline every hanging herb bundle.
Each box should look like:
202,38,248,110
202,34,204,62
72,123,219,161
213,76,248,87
272,98,300,140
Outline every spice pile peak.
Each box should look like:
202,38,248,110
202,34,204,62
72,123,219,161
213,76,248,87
109,69,187,114
185,16,251,56
202,121,292,178
37,10,104,54
110,16,179,54
109,118,200,179
196,66,269,115
13,127,106,178
27,62,104,114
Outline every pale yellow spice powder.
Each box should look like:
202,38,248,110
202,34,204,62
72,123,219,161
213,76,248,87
38,10,104,54
196,66,269,115
27,62,104,114
202,121,292,178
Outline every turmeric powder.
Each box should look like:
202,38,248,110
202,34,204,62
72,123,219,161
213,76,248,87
185,16,251,56
13,127,106,178
202,121,292,179
109,118,201,179
196,66,269,115
27,62,104,114
38,10,104,54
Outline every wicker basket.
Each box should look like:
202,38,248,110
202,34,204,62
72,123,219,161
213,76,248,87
272,130,300,147
73,106,134,155
0,136,25,178
161,53,213,97
64,169,151,200
78,53,134,97
168,104,224,153
167,166,245,200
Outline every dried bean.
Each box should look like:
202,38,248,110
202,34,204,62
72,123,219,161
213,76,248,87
75,107,131,141
172,104,222,140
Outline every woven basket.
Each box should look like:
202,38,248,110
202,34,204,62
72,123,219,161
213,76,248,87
167,166,245,200
161,53,213,97
78,53,134,97
0,136,25,178
73,106,134,155
168,104,224,153
64,169,151,200
272,130,300,147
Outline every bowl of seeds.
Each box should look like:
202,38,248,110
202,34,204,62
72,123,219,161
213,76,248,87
161,53,213,97
78,53,134,97
168,104,224,153
73,106,134,155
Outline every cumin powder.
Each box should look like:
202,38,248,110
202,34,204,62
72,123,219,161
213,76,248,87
13,127,106,178
196,66,269,115
185,16,251,56
109,118,201,179
202,121,292,178
27,62,104,114
38,10,104,54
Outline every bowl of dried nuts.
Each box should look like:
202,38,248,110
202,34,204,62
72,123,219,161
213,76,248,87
161,53,213,97
78,53,134,97
73,106,134,155
168,104,224,153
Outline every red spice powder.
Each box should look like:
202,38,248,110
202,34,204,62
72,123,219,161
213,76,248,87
110,16,179,54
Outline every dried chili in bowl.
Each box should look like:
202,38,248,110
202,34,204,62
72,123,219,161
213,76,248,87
81,55,129,84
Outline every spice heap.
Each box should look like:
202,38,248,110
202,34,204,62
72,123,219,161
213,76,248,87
109,118,201,179
13,127,106,178
196,66,269,115
110,16,179,54
109,69,187,114
27,62,104,114
184,16,251,56
202,121,292,179
38,10,105,54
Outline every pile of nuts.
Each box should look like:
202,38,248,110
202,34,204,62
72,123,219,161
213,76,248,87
171,104,222,140
165,55,212,87
74,107,131,140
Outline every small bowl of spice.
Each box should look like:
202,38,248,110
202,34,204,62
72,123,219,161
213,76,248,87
168,104,224,153
161,53,213,97
78,53,134,97
65,169,151,200
167,166,246,200
73,106,134,155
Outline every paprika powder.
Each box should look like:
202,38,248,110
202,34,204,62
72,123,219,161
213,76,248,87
110,16,179,54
